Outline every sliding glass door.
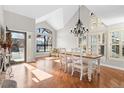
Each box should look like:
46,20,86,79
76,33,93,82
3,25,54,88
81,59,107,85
10,31,26,62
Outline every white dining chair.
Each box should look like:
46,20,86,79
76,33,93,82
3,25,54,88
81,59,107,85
59,48,72,72
71,48,88,80
85,51,99,81
89,52,99,76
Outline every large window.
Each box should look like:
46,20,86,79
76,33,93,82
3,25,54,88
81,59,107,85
110,31,124,59
79,32,105,55
36,28,52,52
79,34,87,53
98,33,105,55
111,32,120,58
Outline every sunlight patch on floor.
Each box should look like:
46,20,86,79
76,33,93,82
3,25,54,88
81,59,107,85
24,63,53,82
45,57,58,60
32,77,39,83
24,63,35,70
53,59,60,63
32,69,53,81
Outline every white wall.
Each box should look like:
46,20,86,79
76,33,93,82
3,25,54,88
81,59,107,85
0,6,4,26
103,23,124,69
0,5,6,41
4,10,35,32
4,10,35,62
57,6,90,51
35,21,57,57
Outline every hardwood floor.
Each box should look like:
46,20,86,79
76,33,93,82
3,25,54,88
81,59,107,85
5,57,124,88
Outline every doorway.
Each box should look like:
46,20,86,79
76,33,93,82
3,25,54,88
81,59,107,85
9,31,26,62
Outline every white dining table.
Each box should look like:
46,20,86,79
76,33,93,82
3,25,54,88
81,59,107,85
65,52,103,81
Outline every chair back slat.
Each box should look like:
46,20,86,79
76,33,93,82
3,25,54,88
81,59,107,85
59,48,67,62
71,48,83,64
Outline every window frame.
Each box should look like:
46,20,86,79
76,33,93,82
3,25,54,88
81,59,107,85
36,28,52,52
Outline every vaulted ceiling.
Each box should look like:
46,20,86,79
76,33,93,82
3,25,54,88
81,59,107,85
3,5,124,30
86,5,124,26
3,5,78,30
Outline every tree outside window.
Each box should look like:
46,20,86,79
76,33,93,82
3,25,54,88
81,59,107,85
36,28,52,52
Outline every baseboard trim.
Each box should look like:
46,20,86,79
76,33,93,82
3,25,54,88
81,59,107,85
101,63,124,71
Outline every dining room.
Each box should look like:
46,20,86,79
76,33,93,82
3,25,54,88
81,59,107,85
0,4,124,88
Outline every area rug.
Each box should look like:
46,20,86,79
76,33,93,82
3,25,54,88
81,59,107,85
1,79,17,88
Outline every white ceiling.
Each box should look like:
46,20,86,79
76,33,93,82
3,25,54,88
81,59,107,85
4,5,64,19
86,5,124,26
3,5,78,30
4,5,124,29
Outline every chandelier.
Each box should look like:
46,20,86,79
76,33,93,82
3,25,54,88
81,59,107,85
70,6,88,37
